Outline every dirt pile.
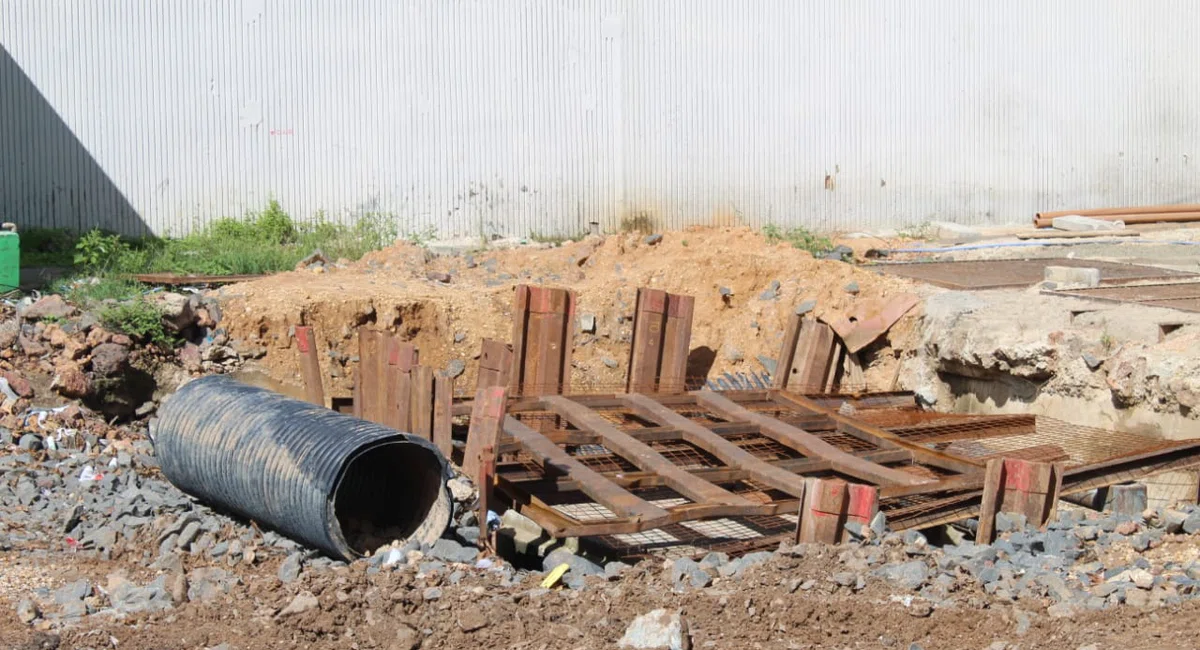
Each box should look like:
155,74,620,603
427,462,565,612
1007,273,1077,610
217,228,924,399
0,287,259,426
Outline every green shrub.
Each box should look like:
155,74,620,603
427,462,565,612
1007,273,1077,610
100,300,173,347
73,229,129,272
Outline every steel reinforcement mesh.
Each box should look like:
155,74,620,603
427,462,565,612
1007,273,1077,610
482,393,1200,557
932,417,1179,468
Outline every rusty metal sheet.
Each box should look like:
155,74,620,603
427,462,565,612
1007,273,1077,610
133,272,266,285
869,259,1196,290
824,293,920,353
1051,281,1200,313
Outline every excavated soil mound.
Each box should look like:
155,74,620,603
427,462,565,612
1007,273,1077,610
217,227,923,398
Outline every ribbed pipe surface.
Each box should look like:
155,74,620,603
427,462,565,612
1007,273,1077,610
154,375,452,560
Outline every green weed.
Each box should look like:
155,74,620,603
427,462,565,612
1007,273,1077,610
74,230,129,272
99,300,173,347
619,213,655,235
62,201,401,278
762,224,833,256
897,221,936,241
53,276,142,307
404,224,438,247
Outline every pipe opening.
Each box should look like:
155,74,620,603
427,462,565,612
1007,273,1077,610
332,442,451,556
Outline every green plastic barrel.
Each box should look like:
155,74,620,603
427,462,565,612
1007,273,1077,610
0,225,19,292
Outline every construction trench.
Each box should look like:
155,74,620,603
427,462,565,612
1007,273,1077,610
9,226,1200,648
248,275,1200,563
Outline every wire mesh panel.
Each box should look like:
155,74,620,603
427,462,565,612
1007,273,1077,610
481,390,1200,557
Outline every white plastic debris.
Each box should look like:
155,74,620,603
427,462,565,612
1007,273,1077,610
79,466,103,483
45,427,77,452
382,548,404,567
23,405,69,428
0,378,19,403
486,510,501,531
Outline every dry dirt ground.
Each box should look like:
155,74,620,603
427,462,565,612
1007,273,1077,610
217,227,924,400
4,538,1200,650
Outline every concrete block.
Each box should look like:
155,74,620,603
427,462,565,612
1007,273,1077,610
932,221,981,243
1105,483,1148,516
1044,266,1101,288
1051,215,1124,232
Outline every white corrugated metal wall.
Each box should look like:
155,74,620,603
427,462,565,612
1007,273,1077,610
2,1,1199,237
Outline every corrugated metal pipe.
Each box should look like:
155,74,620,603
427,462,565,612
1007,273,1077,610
153,375,452,561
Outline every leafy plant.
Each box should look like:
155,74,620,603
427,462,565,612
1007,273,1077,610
762,224,833,256
100,300,173,347
405,225,439,246
73,229,128,272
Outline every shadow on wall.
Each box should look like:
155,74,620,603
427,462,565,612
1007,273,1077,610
0,44,144,235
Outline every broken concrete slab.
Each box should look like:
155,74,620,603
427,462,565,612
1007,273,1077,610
1044,266,1101,288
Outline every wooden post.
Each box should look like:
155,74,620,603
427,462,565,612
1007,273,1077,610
977,457,1065,543
773,313,803,389
628,289,667,393
660,294,694,393
464,386,508,545
796,478,879,544
432,374,454,457
355,329,384,422
294,326,325,407
477,339,514,392
627,288,694,394
510,285,576,396
410,365,435,439
773,316,839,393
382,338,417,431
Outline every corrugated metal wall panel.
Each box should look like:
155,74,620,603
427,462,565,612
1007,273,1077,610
2,1,1199,237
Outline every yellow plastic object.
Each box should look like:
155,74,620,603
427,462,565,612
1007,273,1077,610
540,563,570,588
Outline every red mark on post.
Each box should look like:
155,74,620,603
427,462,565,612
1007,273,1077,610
270,128,295,136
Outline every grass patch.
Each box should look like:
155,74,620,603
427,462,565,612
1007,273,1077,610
51,200,402,279
762,223,833,256
53,276,144,306
114,201,401,276
43,200,409,346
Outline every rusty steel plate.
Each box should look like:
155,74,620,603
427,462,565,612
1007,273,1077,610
1051,281,1200,313
868,258,1197,290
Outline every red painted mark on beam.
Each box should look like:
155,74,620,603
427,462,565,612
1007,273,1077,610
295,326,313,353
